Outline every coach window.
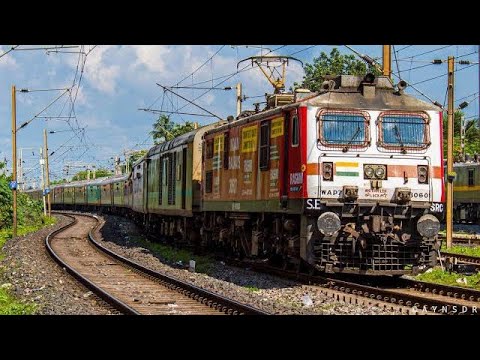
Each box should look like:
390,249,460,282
468,168,475,186
259,121,270,170
292,115,299,147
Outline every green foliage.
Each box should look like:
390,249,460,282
442,110,480,160
0,288,36,315
50,179,68,185
442,244,480,258
245,286,260,292
128,150,148,170
71,168,112,181
416,267,480,290
294,48,382,92
150,115,197,145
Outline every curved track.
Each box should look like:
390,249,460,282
46,213,268,315
231,260,480,315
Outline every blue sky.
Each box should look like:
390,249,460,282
0,45,478,187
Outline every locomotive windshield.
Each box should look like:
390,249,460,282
379,112,429,150
318,110,369,149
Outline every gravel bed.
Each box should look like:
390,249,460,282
0,215,113,315
94,213,401,315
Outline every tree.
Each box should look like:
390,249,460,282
150,115,197,144
126,150,147,172
442,110,480,160
71,168,112,181
294,48,382,92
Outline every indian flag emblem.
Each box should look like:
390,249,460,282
335,162,359,177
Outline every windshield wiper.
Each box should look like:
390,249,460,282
394,124,406,153
343,125,361,152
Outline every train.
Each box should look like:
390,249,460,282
26,73,446,276
452,158,480,223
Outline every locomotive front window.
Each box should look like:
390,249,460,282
317,110,369,150
379,112,429,151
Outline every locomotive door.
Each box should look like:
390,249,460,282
286,110,303,199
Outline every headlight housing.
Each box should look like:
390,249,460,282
323,162,333,181
317,212,341,236
364,164,387,180
364,165,375,179
374,166,386,179
417,214,440,238
417,165,429,184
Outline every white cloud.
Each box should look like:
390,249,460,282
81,46,121,95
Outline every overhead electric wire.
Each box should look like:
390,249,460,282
0,45,20,60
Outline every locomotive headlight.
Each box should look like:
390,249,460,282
418,165,429,184
323,162,333,181
417,214,440,238
317,212,341,236
374,166,386,179
364,165,375,179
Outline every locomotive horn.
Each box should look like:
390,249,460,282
363,73,375,83
397,80,408,91
321,80,335,91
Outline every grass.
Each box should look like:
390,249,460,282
441,243,480,257
0,287,36,315
0,215,56,315
132,238,215,274
245,286,260,292
416,267,480,290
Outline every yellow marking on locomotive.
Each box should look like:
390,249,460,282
336,162,358,167
270,117,284,138
454,185,480,192
241,125,258,153
214,134,224,154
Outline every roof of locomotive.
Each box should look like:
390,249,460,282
146,129,198,158
204,75,442,137
453,162,480,168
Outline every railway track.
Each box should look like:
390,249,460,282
47,212,268,315
231,260,480,315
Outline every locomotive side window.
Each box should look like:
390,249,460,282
468,168,475,186
291,115,299,147
205,170,213,193
317,109,369,150
259,121,270,170
378,112,430,152
223,132,229,169
206,139,214,159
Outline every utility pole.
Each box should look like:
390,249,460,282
382,45,391,78
11,85,17,237
236,82,242,117
43,129,51,217
460,113,466,160
446,56,455,249
39,147,47,216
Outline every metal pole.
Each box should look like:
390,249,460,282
236,82,242,117
40,147,47,216
43,129,51,217
382,45,391,77
11,85,17,237
446,56,455,249
460,113,465,160
18,148,23,191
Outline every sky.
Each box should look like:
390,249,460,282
0,44,478,188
